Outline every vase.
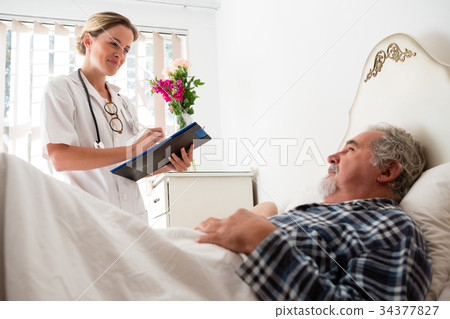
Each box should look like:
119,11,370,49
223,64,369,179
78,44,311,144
176,111,193,130
175,111,196,171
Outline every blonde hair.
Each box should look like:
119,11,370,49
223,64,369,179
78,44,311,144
76,11,139,55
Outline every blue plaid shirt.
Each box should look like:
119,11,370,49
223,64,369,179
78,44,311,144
236,198,431,301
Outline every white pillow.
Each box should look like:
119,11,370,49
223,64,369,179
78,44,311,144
400,162,450,301
438,281,450,301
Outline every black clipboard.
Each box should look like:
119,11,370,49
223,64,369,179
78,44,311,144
111,122,211,181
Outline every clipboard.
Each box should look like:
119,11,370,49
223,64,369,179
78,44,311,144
111,122,211,181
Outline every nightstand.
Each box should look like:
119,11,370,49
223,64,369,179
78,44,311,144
147,171,255,229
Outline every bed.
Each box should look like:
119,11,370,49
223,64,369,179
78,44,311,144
0,151,259,300
1,33,449,301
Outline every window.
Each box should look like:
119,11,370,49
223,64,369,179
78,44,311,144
0,18,186,174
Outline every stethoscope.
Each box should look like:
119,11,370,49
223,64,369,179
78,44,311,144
78,68,140,149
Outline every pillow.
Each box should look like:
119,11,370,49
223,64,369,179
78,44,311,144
400,162,450,301
438,281,450,301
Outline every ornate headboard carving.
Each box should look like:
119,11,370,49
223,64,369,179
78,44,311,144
364,43,416,82
341,33,450,169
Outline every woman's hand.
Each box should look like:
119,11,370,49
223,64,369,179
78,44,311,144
130,127,165,158
152,143,194,175
47,127,168,172
132,128,193,176
167,143,194,172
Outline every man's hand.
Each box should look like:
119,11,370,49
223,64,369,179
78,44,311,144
195,209,278,255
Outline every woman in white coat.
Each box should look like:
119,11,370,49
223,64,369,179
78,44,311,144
41,12,193,224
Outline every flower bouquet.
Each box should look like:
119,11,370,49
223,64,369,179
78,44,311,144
149,58,204,130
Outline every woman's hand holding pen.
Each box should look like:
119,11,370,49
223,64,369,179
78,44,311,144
130,127,165,158
130,127,194,176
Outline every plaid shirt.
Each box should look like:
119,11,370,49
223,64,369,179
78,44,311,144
236,198,431,301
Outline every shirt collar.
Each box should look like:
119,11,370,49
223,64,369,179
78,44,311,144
70,70,123,102
293,198,399,212
105,81,121,94
105,82,123,105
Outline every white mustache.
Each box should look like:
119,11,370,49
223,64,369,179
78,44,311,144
328,165,339,175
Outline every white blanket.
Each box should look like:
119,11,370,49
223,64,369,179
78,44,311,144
0,153,257,301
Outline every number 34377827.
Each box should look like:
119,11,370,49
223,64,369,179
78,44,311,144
379,305,439,316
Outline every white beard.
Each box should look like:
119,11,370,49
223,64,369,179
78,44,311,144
319,165,339,199
319,176,337,199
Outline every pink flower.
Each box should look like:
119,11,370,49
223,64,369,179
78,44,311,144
150,78,184,104
172,58,192,69
151,79,174,102
174,80,184,101
162,65,176,79
148,58,203,128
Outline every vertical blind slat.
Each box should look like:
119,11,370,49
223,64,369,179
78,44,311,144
153,32,165,129
134,34,147,114
172,33,181,60
10,20,31,158
33,21,49,35
12,19,28,33
75,25,82,38
0,23,6,152
54,23,69,36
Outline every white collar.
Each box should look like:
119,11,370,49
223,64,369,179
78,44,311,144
71,70,123,103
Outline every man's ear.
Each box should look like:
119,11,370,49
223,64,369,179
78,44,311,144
377,161,402,183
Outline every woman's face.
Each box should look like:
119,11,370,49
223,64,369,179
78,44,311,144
85,24,134,76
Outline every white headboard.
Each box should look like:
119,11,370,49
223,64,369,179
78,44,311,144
341,33,450,169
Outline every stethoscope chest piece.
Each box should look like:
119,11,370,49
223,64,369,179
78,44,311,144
94,141,105,149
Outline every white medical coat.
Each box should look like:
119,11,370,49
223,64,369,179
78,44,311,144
41,70,148,223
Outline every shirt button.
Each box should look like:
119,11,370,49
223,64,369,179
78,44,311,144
122,194,128,200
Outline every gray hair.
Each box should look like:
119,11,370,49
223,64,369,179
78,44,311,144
368,124,426,202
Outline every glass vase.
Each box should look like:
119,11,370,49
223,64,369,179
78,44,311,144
176,111,193,130
175,111,196,171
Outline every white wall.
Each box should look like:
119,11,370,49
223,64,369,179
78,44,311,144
215,0,450,210
1,0,223,168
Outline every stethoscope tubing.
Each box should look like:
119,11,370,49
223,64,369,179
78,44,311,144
78,68,138,149
78,68,102,147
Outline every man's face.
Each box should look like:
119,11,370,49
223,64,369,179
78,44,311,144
321,130,386,202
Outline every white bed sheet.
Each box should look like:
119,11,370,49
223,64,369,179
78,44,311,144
0,153,257,301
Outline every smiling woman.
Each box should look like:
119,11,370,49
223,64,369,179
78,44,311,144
78,22,137,97
0,15,187,175
39,11,194,223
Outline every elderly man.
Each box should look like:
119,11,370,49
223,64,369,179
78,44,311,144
196,124,432,301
